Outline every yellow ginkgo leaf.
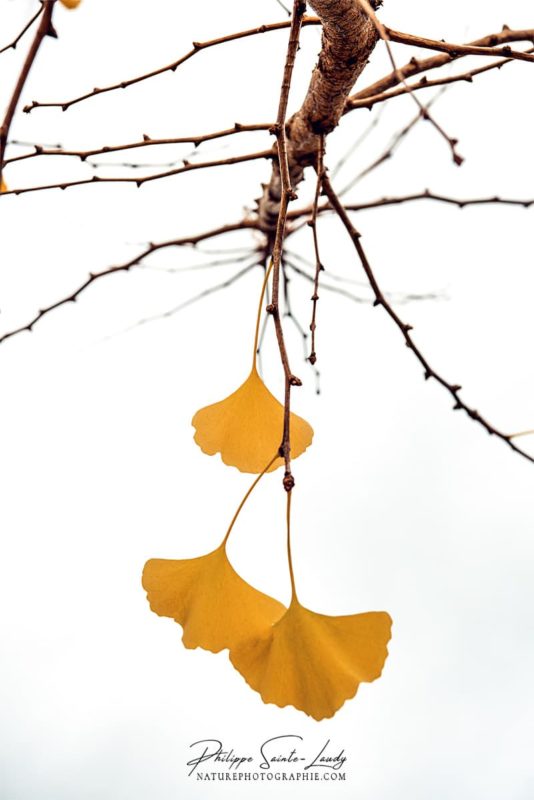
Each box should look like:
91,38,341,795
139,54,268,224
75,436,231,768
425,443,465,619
192,366,313,473
230,597,392,720
0,178,7,193
60,0,82,8
142,544,286,652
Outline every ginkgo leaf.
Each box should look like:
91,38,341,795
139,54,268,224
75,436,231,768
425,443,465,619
230,597,392,720
192,367,313,473
60,0,82,8
142,544,286,653
0,178,7,193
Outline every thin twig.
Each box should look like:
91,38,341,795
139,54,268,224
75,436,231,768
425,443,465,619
107,262,261,339
22,17,321,113
0,4,45,55
387,26,534,65
345,49,534,112
281,262,321,393
340,89,446,195
285,256,439,305
0,220,259,345
355,0,463,164
321,171,534,466
138,252,259,274
267,0,306,488
0,149,273,197
330,104,386,180
509,429,534,439
3,123,274,167
347,27,534,110
308,135,325,365
285,259,367,303
286,190,534,222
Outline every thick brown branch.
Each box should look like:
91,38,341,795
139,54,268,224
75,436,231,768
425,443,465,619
257,0,380,231
321,172,534,466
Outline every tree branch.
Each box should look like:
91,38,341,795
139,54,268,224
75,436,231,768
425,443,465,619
386,26,534,65
286,190,534,222
257,0,381,231
347,27,534,108
0,4,45,55
321,172,534,466
0,0,57,188
0,220,259,345
22,17,321,113
3,123,273,167
0,149,273,197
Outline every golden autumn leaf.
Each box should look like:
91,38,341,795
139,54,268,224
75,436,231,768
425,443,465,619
192,366,313,473
0,178,7,193
142,544,285,652
230,597,392,720
60,0,82,8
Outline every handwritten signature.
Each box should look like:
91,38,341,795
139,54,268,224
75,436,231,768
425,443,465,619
187,735,347,776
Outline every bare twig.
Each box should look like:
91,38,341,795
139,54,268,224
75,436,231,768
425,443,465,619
286,190,534,222
109,262,261,339
0,149,273,197
345,49,534,112
355,0,463,164
285,258,367,304
340,89,446,195
286,254,441,304
321,172,534,466
22,17,321,113
0,220,260,345
330,104,385,180
268,0,307,488
0,4,44,55
138,252,259,274
387,26,534,65
509,429,534,439
281,263,321,393
308,136,325,365
347,27,534,109
3,123,274,167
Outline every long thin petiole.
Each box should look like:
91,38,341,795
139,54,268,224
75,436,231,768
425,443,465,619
222,454,279,546
286,491,298,602
251,260,274,369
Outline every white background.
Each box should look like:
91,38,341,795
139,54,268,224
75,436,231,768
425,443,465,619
1,1,533,798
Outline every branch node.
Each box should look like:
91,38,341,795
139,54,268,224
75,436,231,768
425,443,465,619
283,473,295,492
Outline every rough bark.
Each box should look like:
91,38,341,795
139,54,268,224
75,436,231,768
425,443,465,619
257,0,380,231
